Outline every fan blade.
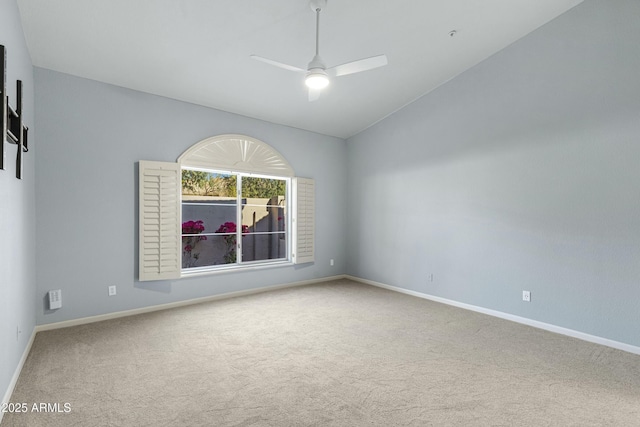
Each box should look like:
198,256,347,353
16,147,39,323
329,54,388,77
308,88,321,102
250,55,305,73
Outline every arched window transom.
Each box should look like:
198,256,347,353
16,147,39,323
178,134,294,177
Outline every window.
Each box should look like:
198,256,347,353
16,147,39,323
181,170,288,271
139,134,314,281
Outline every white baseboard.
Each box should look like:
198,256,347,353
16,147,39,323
1,328,37,425
346,275,640,356
36,275,347,333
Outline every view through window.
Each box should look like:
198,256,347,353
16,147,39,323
181,169,288,271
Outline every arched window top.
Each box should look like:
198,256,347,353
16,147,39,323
177,134,294,177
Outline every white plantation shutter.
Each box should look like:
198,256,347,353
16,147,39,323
292,177,315,264
139,161,181,281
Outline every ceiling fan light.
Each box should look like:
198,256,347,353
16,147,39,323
305,70,329,89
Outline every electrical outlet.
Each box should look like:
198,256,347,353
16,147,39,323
108,285,117,296
330,259,334,266
429,274,434,282
522,290,531,302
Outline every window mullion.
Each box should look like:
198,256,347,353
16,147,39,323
236,174,243,264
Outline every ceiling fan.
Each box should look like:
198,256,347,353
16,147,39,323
250,0,388,101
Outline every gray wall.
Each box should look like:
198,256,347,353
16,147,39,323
346,0,640,347
0,0,36,402
34,68,347,325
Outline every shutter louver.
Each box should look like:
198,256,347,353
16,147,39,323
292,177,315,264
139,161,181,281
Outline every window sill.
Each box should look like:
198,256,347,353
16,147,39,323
180,260,293,278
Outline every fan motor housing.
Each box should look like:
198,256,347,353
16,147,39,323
309,0,327,12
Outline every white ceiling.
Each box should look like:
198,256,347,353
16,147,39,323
17,0,583,139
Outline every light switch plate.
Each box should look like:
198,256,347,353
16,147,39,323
48,289,62,309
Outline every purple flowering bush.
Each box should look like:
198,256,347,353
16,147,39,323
215,222,250,263
182,220,207,267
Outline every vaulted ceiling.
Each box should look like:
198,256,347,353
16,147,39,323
17,0,583,138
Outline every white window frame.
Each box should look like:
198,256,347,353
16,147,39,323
138,135,314,281
180,167,291,274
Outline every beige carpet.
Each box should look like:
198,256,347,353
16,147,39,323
3,279,639,426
